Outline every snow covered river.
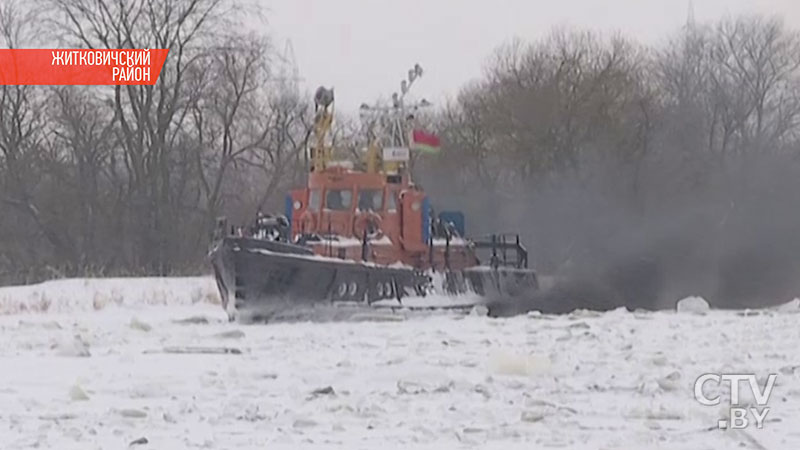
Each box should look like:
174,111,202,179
0,278,799,449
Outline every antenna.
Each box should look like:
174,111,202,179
686,0,696,30
358,63,430,147
358,64,432,173
274,39,303,98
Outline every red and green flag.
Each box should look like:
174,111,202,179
411,129,441,153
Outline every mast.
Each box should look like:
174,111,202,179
359,63,431,174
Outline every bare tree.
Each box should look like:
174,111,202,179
43,0,242,272
46,87,117,270
709,16,800,155
0,1,69,280
191,35,310,229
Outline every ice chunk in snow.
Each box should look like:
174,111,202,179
130,383,169,399
489,351,551,376
777,298,800,313
309,386,336,398
473,384,491,399
214,329,246,339
174,315,210,325
56,336,91,357
129,317,152,332
39,413,78,421
520,410,546,423
238,405,267,422
625,405,684,421
129,437,148,446
397,380,428,395
350,312,405,322
656,371,682,391
19,320,61,329
676,296,710,315
520,399,574,423
69,384,89,401
651,354,669,367
293,418,318,428
469,305,489,317
118,409,147,418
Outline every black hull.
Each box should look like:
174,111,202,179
209,237,538,321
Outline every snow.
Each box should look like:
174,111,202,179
308,236,363,247
369,235,394,246
305,235,394,248
676,296,711,315
0,277,218,315
432,237,467,246
246,247,414,270
0,277,799,449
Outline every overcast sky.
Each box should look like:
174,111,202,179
265,0,800,112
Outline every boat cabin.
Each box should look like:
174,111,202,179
284,164,478,270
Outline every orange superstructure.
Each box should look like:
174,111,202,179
277,75,480,272
287,165,477,270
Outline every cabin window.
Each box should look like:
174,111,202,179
308,189,322,212
386,191,398,212
325,189,353,210
357,189,383,212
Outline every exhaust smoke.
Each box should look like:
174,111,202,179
424,154,800,316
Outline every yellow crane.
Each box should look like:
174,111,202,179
311,87,335,172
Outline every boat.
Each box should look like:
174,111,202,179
209,64,538,321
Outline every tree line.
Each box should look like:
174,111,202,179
0,0,310,283
419,16,800,306
2,0,800,305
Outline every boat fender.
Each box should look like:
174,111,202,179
353,212,383,240
298,210,316,233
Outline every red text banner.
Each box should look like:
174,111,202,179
0,49,169,85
